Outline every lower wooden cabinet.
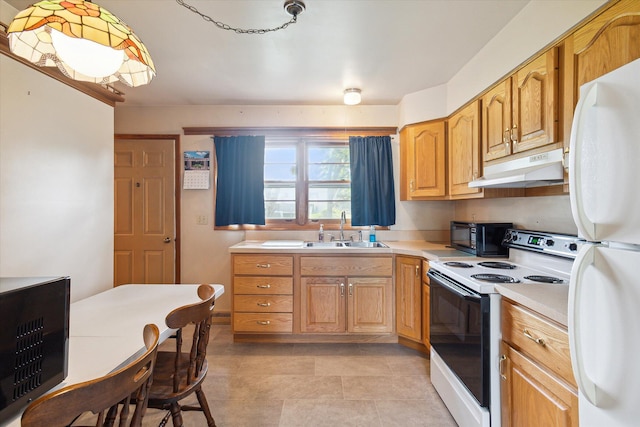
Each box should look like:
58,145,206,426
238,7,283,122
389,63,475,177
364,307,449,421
395,255,422,342
300,276,393,333
500,299,578,427
232,254,294,333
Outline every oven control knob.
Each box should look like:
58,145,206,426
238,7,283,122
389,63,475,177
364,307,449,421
546,239,555,246
569,243,578,251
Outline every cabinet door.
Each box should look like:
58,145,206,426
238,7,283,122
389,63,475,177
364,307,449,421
300,277,346,333
571,0,640,90
500,342,578,427
511,48,558,154
482,78,512,162
395,256,422,341
421,260,430,350
348,277,393,333
400,120,447,199
448,100,482,197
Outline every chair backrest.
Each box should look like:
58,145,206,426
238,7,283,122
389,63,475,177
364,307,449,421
21,324,160,427
165,284,215,392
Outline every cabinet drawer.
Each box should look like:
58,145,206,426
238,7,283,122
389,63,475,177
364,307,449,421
234,276,293,295
233,313,293,333
501,299,576,387
234,255,293,275
300,256,393,276
234,295,293,313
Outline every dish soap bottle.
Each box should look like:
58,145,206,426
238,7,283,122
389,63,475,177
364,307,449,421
369,225,376,242
319,224,324,242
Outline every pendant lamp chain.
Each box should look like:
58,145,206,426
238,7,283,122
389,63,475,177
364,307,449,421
175,0,305,34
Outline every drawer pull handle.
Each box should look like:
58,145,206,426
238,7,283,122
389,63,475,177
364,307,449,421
499,354,507,380
256,263,271,268
257,320,271,325
523,329,546,347
257,302,271,307
256,284,271,289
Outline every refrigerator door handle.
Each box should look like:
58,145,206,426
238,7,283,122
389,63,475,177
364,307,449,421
568,244,600,406
569,82,599,241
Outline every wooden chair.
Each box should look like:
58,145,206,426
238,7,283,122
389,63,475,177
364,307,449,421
21,323,160,427
146,284,216,427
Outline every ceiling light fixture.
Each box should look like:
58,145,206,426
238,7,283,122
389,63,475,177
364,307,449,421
176,0,306,35
7,0,155,87
344,88,362,105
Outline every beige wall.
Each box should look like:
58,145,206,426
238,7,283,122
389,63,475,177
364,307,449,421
0,55,115,302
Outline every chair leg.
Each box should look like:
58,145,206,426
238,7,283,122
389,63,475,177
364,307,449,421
195,387,216,427
170,403,184,427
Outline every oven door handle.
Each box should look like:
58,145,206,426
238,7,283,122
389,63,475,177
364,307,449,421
428,270,481,301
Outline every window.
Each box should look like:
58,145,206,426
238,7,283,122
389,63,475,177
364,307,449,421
264,136,351,226
182,126,397,230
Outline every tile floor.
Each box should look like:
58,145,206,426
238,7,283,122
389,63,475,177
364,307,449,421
141,324,457,427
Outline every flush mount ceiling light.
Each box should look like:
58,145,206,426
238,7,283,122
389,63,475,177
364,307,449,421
176,0,305,34
344,88,362,105
7,0,155,87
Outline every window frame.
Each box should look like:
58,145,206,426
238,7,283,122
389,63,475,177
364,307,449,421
183,127,397,231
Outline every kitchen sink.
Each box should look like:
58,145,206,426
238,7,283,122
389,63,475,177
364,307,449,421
343,241,388,248
303,241,388,248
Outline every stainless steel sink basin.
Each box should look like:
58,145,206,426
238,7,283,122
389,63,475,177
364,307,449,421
304,242,345,247
303,241,388,248
343,241,388,248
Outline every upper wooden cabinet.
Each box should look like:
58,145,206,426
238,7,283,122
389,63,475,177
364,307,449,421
482,48,559,163
563,0,640,144
448,100,482,198
399,120,447,200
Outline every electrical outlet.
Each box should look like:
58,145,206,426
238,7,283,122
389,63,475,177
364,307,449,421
196,215,208,225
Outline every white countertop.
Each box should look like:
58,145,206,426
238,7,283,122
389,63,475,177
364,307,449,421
229,239,475,261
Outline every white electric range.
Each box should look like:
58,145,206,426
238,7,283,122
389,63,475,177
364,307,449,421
427,229,583,427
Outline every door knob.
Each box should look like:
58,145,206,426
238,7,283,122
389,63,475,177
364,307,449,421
163,237,172,243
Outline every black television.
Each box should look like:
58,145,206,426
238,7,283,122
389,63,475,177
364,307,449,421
0,277,70,424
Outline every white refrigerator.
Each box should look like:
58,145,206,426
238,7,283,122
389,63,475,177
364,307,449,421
568,57,640,427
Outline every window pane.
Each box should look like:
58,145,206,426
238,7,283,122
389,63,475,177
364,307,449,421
264,185,295,200
265,146,296,163
309,201,351,220
309,185,350,201
265,164,296,181
265,201,296,219
308,164,350,181
308,146,349,163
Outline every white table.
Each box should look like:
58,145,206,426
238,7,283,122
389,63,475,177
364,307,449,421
4,284,224,427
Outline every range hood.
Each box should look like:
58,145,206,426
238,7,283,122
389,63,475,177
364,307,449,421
468,148,565,188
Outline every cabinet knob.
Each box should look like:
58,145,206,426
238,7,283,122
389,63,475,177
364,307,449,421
510,124,519,150
256,263,271,268
256,320,271,325
340,283,345,297
499,354,507,380
256,284,271,289
257,302,271,307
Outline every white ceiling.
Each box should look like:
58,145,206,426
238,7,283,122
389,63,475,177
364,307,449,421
6,0,530,106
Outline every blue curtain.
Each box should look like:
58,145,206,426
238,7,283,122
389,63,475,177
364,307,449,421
214,136,265,226
349,136,396,226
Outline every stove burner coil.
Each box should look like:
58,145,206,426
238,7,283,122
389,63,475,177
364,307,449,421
443,262,473,268
471,274,520,283
478,261,516,269
524,275,565,284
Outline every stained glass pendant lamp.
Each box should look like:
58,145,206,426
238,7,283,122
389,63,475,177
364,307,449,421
7,0,155,87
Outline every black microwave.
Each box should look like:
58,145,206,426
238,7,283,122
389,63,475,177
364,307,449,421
450,221,512,257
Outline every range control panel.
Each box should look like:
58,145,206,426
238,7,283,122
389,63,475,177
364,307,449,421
503,229,584,259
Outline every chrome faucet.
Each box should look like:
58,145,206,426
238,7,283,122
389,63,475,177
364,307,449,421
339,211,346,241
